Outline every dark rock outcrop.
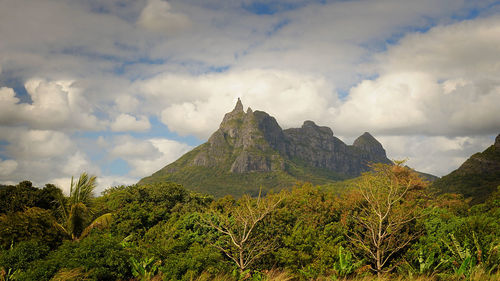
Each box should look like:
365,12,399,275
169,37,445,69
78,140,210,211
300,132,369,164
139,99,396,196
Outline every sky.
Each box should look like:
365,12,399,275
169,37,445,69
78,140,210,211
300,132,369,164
0,0,499,194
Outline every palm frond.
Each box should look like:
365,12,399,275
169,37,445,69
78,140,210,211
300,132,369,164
70,172,96,206
79,213,112,240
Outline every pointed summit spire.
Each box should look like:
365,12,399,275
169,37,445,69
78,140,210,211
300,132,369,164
232,97,244,113
221,98,245,127
353,132,387,159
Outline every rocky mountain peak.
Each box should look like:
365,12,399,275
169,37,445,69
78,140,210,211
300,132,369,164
300,120,334,137
495,134,500,148
220,98,246,129
353,132,387,159
234,97,244,113
139,99,397,197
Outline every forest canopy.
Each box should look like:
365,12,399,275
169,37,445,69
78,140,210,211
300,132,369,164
0,163,499,281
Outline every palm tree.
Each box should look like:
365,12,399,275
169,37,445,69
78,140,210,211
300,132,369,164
57,172,112,240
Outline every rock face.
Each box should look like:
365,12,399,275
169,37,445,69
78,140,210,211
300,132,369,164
432,133,500,204
189,99,390,175
139,99,393,197
192,98,285,174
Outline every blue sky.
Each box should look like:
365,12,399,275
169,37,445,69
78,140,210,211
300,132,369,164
0,0,499,193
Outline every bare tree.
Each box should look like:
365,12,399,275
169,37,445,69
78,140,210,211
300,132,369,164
342,161,427,276
203,191,283,274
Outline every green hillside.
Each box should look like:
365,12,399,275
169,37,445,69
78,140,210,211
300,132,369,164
431,134,500,204
138,99,398,197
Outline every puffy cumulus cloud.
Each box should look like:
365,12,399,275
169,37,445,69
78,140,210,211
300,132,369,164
114,95,141,113
61,151,96,176
331,16,500,137
333,72,435,135
110,136,158,158
138,69,336,138
3,129,73,159
376,16,500,80
378,135,494,176
137,0,191,33
0,127,99,190
0,160,18,177
111,114,151,132
0,80,103,131
0,87,21,123
110,135,192,177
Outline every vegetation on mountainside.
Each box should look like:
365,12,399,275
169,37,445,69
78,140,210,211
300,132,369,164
138,101,401,199
138,146,350,198
431,140,500,204
1,164,499,280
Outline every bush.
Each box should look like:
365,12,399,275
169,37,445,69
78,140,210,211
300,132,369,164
0,240,50,272
18,233,131,281
0,207,66,250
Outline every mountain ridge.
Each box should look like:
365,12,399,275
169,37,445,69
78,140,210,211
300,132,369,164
139,99,397,197
431,134,500,204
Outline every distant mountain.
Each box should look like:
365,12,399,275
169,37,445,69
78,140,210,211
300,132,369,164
432,134,500,204
139,99,394,197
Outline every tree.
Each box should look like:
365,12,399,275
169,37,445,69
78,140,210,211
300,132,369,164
342,162,428,276
203,191,283,274
57,173,111,240
0,207,66,250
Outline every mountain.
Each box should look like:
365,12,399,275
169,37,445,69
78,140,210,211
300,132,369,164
431,134,500,204
139,99,393,197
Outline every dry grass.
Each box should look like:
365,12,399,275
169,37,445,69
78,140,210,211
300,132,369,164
189,269,500,281
262,269,295,281
50,267,90,281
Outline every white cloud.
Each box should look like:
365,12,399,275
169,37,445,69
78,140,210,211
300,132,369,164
111,113,151,132
0,160,18,177
47,177,73,195
95,175,138,194
139,69,336,138
0,80,103,130
110,135,192,177
115,95,140,113
379,135,494,176
129,138,192,177
51,175,139,196
0,127,99,188
111,136,158,158
331,16,500,137
376,16,500,80
61,151,94,176
137,0,191,33
0,0,498,186
3,129,73,159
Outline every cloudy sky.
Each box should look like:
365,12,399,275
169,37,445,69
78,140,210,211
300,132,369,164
1,0,499,193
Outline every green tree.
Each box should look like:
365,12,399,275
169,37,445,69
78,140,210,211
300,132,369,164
342,162,428,276
18,233,131,281
57,173,111,240
0,182,64,217
204,191,283,274
0,207,66,250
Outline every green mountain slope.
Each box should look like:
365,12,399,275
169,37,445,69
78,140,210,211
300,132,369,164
431,134,500,204
139,99,409,197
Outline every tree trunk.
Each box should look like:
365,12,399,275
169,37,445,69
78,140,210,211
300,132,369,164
376,248,381,277
239,249,244,274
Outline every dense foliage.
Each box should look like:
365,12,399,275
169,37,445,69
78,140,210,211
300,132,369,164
1,164,499,280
